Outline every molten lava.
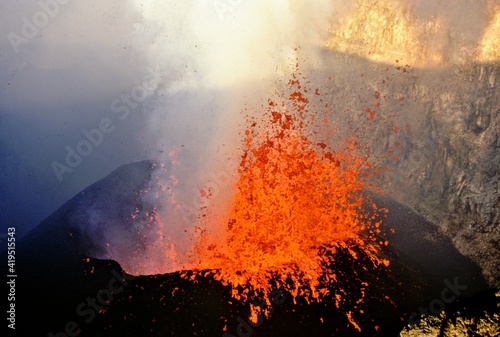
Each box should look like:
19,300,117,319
186,65,389,327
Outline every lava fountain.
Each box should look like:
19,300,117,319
182,64,391,328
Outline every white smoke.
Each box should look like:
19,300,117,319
122,0,342,274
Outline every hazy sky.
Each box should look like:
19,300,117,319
0,0,339,238
1,1,151,237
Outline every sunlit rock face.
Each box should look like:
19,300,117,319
478,5,500,63
327,0,500,66
317,0,499,287
400,289,500,336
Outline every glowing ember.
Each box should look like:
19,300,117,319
184,65,389,328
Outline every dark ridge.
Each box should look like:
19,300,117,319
3,160,491,336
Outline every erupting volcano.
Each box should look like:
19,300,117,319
5,1,498,336
175,64,392,330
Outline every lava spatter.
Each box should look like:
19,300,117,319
187,65,390,329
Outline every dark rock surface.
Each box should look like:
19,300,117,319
3,160,494,336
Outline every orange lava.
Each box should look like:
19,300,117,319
186,66,389,326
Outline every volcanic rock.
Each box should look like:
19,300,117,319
400,289,499,337
4,160,494,336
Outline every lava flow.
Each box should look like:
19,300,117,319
185,66,390,328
